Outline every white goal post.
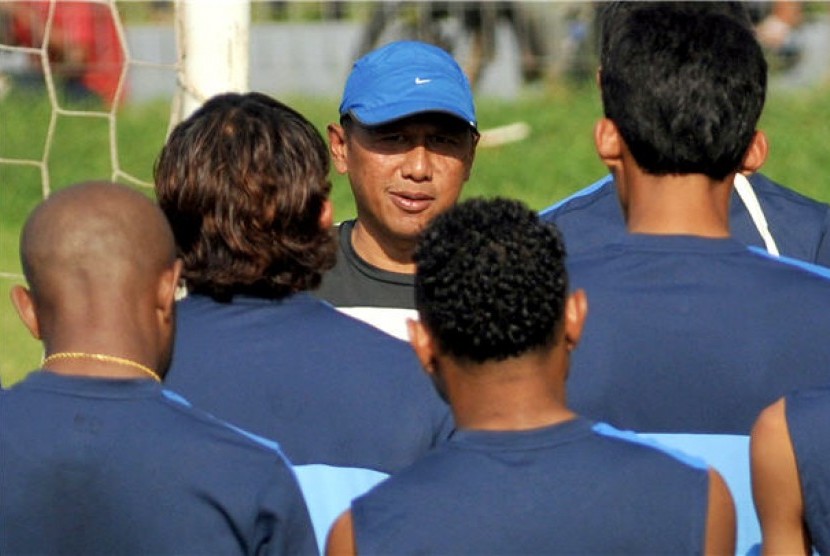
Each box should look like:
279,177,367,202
175,0,251,121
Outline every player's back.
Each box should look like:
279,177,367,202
352,417,710,554
567,234,830,433
0,371,317,555
164,291,453,548
566,234,830,554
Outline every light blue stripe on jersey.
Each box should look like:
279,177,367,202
641,432,757,556
592,423,708,469
162,388,287,457
747,246,830,279
161,388,192,407
162,387,326,549
539,174,613,216
294,464,389,554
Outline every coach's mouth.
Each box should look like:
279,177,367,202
389,191,434,213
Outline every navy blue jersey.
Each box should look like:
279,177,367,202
353,418,710,554
541,173,830,266
164,292,453,549
564,234,830,554
0,371,317,555
567,235,830,434
786,388,830,555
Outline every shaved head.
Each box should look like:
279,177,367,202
15,182,180,375
21,182,175,306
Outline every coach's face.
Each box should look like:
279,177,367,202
328,113,477,248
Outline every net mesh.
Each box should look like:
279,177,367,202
0,0,179,283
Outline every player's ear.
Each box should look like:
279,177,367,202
157,259,183,323
741,130,769,174
328,123,349,175
10,284,41,340
594,118,623,171
407,318,437,376
564,289,588,351
319,198,334,230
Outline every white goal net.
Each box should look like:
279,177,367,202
0,0,254,382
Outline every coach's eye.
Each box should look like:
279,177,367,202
429,134,459,146
378,133,406,144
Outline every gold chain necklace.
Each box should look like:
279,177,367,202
43,352,160,383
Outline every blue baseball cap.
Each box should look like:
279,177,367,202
339,41,477,129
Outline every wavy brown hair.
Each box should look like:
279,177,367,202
154,92,336,301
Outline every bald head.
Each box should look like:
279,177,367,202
14,182,180,374
20,181,176,305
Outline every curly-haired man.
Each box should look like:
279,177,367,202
326,198,734,555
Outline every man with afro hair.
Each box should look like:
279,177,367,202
326,198,734,554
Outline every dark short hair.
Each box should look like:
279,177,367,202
599,3,767,180
154,92,335,301
598,2,754,62
414,198,569,363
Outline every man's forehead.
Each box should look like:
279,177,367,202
363,113,472,134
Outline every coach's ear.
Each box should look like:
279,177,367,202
594,118,623,172
328,123,348,175
741,130,769,175
10,285,41,340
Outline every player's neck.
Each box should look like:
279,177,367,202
446,350,575,432
41,309,163,381
624,172,732,237
351,220,416,274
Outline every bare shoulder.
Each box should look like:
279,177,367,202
751,397,788,446
750,396,810,556
704,467,736,556
326,510,356,556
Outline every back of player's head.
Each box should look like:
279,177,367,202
599,3,767,180
414,198,569,363
598,2,754,61
154,92,335,301
20,181,176,321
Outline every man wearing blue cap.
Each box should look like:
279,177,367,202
316,41,479,340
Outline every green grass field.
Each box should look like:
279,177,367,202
2,81,830,386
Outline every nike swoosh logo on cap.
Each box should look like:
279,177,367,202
415,77,431,85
